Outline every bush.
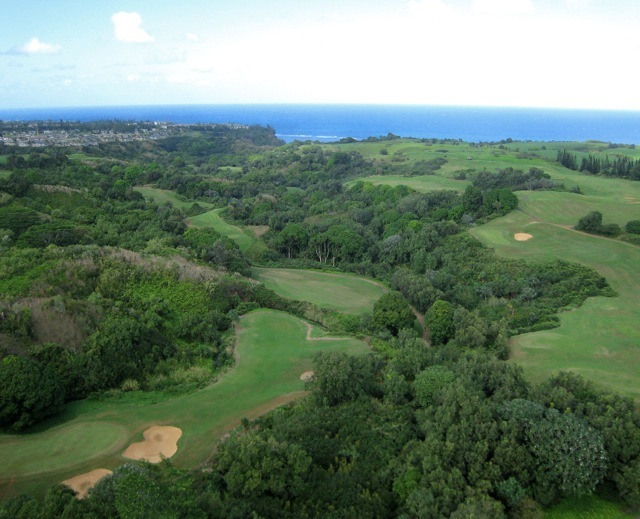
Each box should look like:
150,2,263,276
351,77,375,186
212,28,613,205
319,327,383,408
0,355,65,430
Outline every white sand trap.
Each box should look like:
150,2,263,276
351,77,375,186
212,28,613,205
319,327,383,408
122,425,182,463
63,468,112,499
300,371,314,382
514,233,533,241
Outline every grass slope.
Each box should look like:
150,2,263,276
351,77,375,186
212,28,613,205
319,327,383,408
471,210,640,399
334,139,640,399
0,310,367,498
135,186,266,256
187,208,263,255
252,267,387,314
345,174,468,193
134,186,215,211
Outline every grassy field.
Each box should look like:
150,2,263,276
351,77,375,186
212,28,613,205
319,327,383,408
545,494,635,519
252,267,387,313
332,139,640,399
0,170,11,179
134,186,215,211
345,174,469,193
134,186,266,256
187,208,265,255
0,310,367,498
470,210,640,399
334,139,640,200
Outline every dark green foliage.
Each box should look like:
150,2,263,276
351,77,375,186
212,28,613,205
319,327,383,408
16,222,89,248
0,205,40,236
311,351,377,406
424,300,456,345
473,167,560,192
576,211,621,236
276,223,308,258
557,149,578,170
0,355,64,430
413,365,455,406
0,127,634,515
580,152,640,180
501,398,607,503
534,371,640,509
372,291,415,336
625,219,640,234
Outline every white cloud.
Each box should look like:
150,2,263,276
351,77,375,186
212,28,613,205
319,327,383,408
112,12,155,43
186,33,200,42
8,37,61,55
473,0,535,15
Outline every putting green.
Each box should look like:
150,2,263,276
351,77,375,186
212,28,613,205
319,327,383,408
252,267,387,314
0,310,368,497
1,421,128,478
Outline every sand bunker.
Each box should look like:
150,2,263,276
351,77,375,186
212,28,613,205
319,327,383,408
122,425,182,463
300,371,314,382
63,469,112,499
514,233,533,241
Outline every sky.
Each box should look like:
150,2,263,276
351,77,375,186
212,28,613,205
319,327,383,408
1,0,639,110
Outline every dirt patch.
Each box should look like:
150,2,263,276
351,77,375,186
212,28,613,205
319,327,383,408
63,469,112,499
122,425,182,463
300,371,314,382
514,233,533,241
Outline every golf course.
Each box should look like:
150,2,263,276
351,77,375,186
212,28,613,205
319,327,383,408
337,138,640,400
0,309,368,497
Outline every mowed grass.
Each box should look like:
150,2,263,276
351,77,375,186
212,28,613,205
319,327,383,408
545,494,635,519
0,310,368,497
345,174,468,193
134,186,215,211
187,208,264,255
0,170,11,179
134,186,266,255
471,210,640,400
332,139,640,399
252,267,387,313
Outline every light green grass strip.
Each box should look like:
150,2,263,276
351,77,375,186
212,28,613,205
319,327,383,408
134,186,214,211
187,208,261,254
252,267,387,314
545,494,634,519
345,174,468,193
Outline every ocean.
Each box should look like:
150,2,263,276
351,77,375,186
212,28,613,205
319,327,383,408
1,104,639,145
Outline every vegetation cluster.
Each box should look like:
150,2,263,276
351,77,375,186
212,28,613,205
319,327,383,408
0,124,638,517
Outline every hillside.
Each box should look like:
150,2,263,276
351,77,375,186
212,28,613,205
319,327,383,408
1,126,639,517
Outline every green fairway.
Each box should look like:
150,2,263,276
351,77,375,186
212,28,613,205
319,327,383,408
134,187,265,255
471,210,640,399
252,267,387,313
0,310,367,497
545,494,635,519
345,174,469,193
134,186,215,211
187,208,265,255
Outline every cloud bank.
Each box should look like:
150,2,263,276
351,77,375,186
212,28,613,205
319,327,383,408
7,37,62,56
112,12,155,43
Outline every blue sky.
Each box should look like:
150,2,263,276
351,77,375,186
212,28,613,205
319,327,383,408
1,0,639,110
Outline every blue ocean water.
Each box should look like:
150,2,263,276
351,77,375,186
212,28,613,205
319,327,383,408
1,104,639,144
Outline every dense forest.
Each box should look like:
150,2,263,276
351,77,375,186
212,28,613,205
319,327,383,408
1,125,639,518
